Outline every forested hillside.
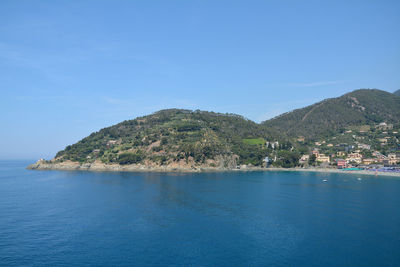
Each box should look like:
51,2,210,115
262,89,400,139
55,109,285,167
48,89,400,169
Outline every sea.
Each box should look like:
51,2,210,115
1,160,399,266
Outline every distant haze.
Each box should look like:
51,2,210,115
0,0,399,159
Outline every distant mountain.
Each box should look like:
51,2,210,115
262,89,400,139
394,89,400,96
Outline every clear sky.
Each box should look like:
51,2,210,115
1,0,399,159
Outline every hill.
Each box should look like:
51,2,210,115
262,89,400,139
49,109,285,169
394,89,400,96
28,89,400,171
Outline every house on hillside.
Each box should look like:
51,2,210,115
107,140,118,146
376,122,393,130
358,143,371,150
376,122,387,129
336,143,353,152
267,141,279,149
378,138,388,146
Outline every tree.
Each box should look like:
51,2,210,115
308,154,316,166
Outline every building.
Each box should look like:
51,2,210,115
107,140,118,146
362,158,375,165
336,159,347,169
337,151,346,157
336,143,354,152
376,122,387,129
317,154,330,163
312,148,319,157
267,141,279,149
374,154,387,163
299,155,309,164
378,138,388,146
383,158,398,166
372,151,381,157
387,153,399,165
347,152,363,164
263,157,270,166
376,122,394,130
358,143,371,150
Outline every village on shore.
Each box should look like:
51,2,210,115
263,122,400,174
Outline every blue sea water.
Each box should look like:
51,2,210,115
1,160,400,266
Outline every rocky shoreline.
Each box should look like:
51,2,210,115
27,160,400,178
26,160,245,173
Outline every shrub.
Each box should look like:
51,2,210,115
117,153,143,165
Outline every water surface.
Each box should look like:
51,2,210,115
1,160,399,266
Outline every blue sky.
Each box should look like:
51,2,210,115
1,0,399,159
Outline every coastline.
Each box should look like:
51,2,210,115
27,161,400,178
263,167,400,178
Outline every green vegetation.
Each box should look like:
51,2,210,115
51,89,400,169
272,151,301,168
55,109,285,167
117,152,143,165
242,138,265,145
263,89,400,140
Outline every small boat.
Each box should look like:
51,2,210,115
323,179,328,182
357,178,362,181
